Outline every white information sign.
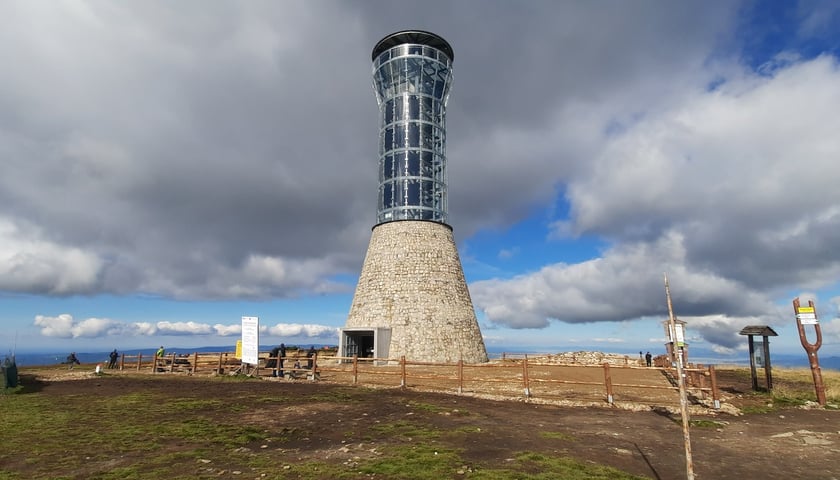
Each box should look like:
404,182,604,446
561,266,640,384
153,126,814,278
241,316,260,365
796,306,819,325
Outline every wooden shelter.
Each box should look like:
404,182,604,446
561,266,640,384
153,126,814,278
738,325,778,391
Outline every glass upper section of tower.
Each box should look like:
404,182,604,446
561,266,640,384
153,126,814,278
372,31,453,225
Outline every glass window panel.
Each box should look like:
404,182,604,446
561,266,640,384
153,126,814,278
394,97,404,122
407,95,420,119
408,123,420,148
394,151,406,176
384,128,393,151
421,97,434,122
421,123,433,149
383,154,394,180
434,76,445,98
382,183,393,208
394,124,405,148
384,99,394,124
421,181,435,208
408,45,422,55
406,180,420,205
407,151,420,176
421,151,434,177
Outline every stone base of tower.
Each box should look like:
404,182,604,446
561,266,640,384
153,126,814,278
344,221,488,364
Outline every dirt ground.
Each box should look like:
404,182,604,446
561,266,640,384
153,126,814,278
9,366,840,479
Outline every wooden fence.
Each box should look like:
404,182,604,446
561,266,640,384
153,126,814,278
110,351,721,409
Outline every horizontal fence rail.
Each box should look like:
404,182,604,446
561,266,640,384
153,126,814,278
97,350,720,409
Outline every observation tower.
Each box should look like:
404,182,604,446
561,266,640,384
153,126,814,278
341,30,488,364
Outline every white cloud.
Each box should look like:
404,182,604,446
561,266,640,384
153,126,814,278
33,313,337,341
472,55,840,351
0,219,103,294
264,323,339,339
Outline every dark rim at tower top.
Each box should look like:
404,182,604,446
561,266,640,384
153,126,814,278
371,30,454,62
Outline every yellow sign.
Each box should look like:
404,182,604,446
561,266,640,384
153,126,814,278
797,306,815,314
235,339,242,359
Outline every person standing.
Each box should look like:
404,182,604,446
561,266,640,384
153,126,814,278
645,351,652,367
267,345,280,377
278,343,286,377
306,345,316,369
108,349,119,369
156,346,165,357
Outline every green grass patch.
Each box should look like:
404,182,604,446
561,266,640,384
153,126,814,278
467,452,649,480
689,419,727,428
370,420,442,440
354,444,462,479
539,431,576,441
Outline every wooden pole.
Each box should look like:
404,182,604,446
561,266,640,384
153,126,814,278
747,335,759,391
522,358,531,398
457,359,464,395
709,365,720,409
793,298,826,405
400,355,406,388
665,273,695,480
352,355,358,384
762,336,773,391
603,363,614,404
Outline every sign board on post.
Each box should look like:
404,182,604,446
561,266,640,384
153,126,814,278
241,316,260,365
796,306,819,325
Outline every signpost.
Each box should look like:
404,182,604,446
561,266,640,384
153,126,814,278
793,298,826,406
241,316,260,367
664,273,694,480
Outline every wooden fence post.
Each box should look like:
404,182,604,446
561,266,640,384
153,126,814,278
191,352,198,375
400,356,406,388
352,355,358,384
522,358,531,398
136,353,142,371
457,360,464,395
709,365,720,409
119,354,125,371
603,363,614,404
168,353,175,373
217,352,223,374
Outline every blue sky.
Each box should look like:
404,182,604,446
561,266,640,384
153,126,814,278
2,1,839,361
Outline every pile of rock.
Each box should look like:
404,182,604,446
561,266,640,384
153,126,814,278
522,351,640,366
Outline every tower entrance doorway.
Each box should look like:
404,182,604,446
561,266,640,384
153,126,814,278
339,327,391,363
344,331,374,358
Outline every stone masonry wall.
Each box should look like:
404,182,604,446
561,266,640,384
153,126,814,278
345,221,488,363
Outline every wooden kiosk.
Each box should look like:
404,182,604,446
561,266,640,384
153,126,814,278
738,325,778,391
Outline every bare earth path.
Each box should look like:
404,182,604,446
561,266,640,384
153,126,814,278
5,370,839,479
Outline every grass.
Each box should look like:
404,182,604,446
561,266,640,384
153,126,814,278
723,366,840,411
0,372,660,480
8,365,837,479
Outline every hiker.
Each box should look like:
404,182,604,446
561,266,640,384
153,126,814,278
278,343,286,377
645,352,652,367
156,346,165,357
267,345,279,376
306,345,316,369
65,352,80,370
108,349,119,369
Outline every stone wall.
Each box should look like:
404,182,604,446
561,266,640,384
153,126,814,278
345,221,488,363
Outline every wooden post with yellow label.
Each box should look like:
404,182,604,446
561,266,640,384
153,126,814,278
793,297,826,406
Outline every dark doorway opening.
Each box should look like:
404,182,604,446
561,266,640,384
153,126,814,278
344,331,375,358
